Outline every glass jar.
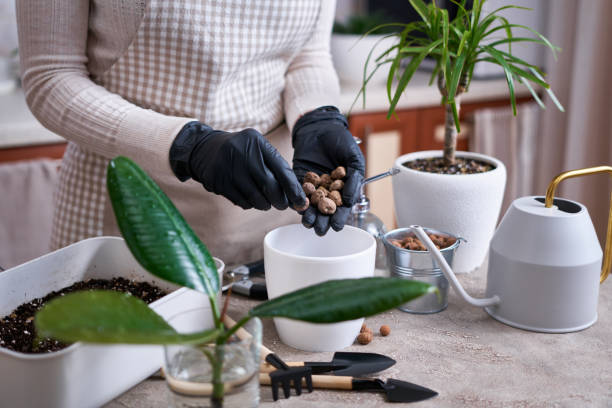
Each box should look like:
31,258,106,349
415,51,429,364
164,309,262,408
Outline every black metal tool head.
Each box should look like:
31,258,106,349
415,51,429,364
384,378,438,403
265,353,313,401
330,352,396,376
268,366,313,401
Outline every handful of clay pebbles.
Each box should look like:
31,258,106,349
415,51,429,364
294,166,346,215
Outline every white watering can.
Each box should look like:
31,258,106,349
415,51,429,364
412,166,612,333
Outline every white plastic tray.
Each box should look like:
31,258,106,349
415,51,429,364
0,237,219,408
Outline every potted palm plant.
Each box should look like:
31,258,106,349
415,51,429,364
359,0,563,272
33,156,434,408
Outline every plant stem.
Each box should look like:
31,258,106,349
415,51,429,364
220,287,232,324
438,72,466,165
208,292,225,406
200,347,224,408
208,313,253,406
211,339,225,408
443,98,460,165
209,295,222,330
219,315,252,344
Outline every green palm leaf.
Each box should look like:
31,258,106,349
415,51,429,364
408,0,431,29
483,24,559,59
358,0,563,163
476,48,544,74
441,9,450,85
529,67,565,112
107,156,219,297
517,76,546,109
482,45,517,115
388,38,443,117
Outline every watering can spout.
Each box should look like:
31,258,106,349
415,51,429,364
410,225,501,308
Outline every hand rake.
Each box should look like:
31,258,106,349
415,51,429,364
223,315,313,400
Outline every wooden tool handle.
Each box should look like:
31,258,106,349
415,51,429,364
222,315,273,358
259,374,354,390
259,361,305,374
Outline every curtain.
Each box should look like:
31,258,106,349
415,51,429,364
473,0,612,244
535,0,612,244
472,102,540,216
0,159,60,269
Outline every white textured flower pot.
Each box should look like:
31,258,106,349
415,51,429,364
264,224,376,352
392,151,506,273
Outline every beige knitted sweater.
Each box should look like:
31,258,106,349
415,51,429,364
16,0,340,176
16,0,341,261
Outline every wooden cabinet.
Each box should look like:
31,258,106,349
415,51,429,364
0,142,66,163
349,96,534,156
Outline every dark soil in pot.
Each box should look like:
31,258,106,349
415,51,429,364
0,278,167,354
403,157,495,174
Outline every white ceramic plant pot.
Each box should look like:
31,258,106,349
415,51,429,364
392,151,506,273
264,224,376,352
331,33,396,85
0,237,224,408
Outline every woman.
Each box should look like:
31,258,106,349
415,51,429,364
16,0,365,264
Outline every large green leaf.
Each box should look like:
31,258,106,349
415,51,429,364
482,45,517,115
529,67,565,112
496,16,513,55
250,278,435,323
517,76,545,109
505,63,549,88
408,0,431,29
440,8,450,85
360,33,398,109
35,291,220,345
476,48,544,74
483,24,559,59
470,0,484,38
487,37,557,55
107,156,219,296
448,0,469,24
428,60,442,86
456,30,470,58
388,38,443,118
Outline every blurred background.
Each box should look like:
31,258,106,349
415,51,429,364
0,0,610,269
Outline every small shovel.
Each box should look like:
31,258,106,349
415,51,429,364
259,352,396,376
223,315,395,377
260,374,438,403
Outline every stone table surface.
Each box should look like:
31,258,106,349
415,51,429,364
106,265,612,408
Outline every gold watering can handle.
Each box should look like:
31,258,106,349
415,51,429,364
545,166,612,283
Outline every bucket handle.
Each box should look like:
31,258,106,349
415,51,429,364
545,166,612,283
411,225,500,308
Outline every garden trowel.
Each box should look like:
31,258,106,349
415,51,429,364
259,351,396,376
259,374,438,403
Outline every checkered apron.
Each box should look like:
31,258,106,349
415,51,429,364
51,0,320,264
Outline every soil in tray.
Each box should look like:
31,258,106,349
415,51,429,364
0,278,167,354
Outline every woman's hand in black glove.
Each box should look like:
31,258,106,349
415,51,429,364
292,106,366,236
169,122,307,211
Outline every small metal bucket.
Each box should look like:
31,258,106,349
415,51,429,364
383,227,462,314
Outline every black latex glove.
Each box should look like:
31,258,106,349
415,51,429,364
292,106,365,236
169,121,307,211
